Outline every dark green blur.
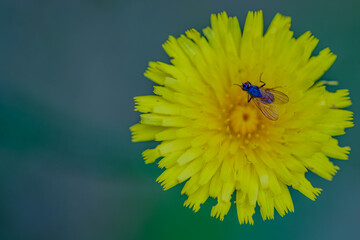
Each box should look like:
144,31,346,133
0,0,358,239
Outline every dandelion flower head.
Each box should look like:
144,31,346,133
130,11,353,224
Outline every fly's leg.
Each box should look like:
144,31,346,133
259,72,266,88
248,95,253,103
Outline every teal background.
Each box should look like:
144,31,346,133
0,0,359,239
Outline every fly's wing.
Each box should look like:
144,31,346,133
262,89,289,104
252,97,279,121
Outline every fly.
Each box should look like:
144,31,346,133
235,75,289,121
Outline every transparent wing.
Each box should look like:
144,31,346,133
252,97,279,121
261,89,289,104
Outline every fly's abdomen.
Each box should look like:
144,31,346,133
261,92,275,104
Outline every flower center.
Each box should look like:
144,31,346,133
229,105,259,135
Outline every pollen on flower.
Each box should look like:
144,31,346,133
130,10,353,225
229,105,259,135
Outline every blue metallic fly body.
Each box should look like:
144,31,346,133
235,76,289,121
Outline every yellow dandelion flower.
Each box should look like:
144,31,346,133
130,11,353,224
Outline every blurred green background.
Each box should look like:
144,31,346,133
0,0,359,239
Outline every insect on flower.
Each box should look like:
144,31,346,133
131,11,353,225
235,74,289,120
